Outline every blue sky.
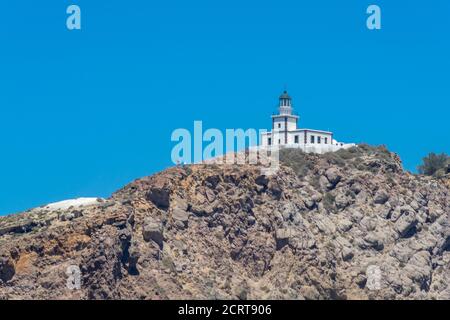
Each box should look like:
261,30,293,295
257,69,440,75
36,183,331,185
0,0,449,215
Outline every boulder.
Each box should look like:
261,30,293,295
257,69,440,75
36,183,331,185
374,190,389,205
172,197,188,211
391,205,414,222
315,215,336,234
325,168,342,189
205,175,221,189
335,193,350,210
0,256,15,283
363,232,385,251
147,187,170,209
341,247,354,261
172,208,189,229
280,202,296,221
299,286,320,300
337,217,353,232
390,242,414,263
303,198,316,210
350,182,362,194
190,203,215,217
142,218,164,247
395,211,418,238
275,228,292,250
255,175,269,187
404,251,432,288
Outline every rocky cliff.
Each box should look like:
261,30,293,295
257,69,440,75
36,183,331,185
0,145,449,299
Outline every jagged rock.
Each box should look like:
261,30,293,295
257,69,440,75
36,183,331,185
360,217,377,232
363,232,385,251
205,175,221,189
350,182,362,195
0,146,448,300
268,180,282,199
391,205,414,222
300,286,321,300
395,211,418,238
390,241,414,263
325,168,342,189
255,175,269,187
442,235,450,253
60,211,83,221
374,190,389,204
279,202,296,221
190,203,215,217
342,247,354,261
0,256,15,283
142,218,164,247
127,241,141,274
172,197,188,211
378,205,392,219
404,251,432,289
315,215,336,234
147,186,170,209
335,193,350,210
275,228,292,250
289,233,316,250
303,198,316,210
172,208,189,229
337,217,353,232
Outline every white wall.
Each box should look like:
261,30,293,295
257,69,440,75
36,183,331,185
272,116,297,132
304,131,332,146
260,131,283,146
260,131,356,154
287,118,297,131
279,143,356,154
273,118,285,131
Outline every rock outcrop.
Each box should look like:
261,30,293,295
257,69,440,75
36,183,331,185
0,145,448,300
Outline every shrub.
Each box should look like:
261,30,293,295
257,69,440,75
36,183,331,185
417,153,449,177
322,152,346,167
357,144,392,160
280,149,314,178
281,144,398,175
334,148,359,160
310,174,321,190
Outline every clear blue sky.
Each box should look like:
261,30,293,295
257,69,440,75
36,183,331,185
0,0,449,215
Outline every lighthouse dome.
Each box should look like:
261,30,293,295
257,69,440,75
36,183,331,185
279,91,291,100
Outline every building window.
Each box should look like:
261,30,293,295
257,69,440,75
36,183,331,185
268,138,271,145
318,136,321,144
325,137,328,144
310,135,315,144
278,123,281,129
294,135,299,143
278,139,281,144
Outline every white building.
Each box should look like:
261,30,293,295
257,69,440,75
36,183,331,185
260,91,356,153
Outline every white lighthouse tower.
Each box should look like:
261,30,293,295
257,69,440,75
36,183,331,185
260,90,356,153
271,91,299,145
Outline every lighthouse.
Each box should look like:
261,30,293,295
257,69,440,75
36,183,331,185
260,90,356,154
